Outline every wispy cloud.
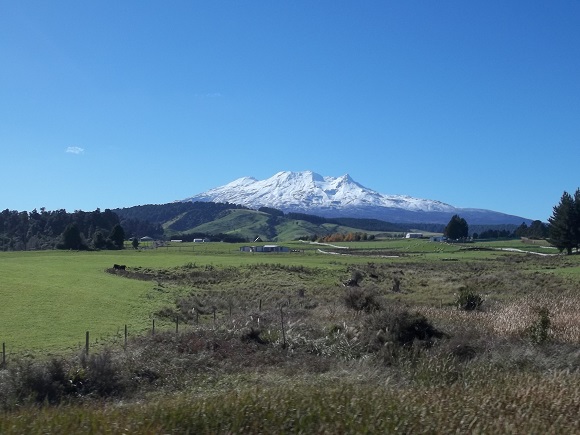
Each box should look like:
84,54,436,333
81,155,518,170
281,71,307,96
65,146,84,154
195,92,223,98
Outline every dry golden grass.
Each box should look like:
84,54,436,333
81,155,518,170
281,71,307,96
421,293,580,343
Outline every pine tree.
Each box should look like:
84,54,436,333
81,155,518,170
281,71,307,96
548,190,578,254
108,224,125,250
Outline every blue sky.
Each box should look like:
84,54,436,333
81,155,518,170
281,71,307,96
1,1,579,222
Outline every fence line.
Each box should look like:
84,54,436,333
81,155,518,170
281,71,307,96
0,298,298,367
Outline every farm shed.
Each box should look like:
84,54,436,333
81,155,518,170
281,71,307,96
240,245,290,253
405,233,423,239
262,245,290,252
193,238,210,243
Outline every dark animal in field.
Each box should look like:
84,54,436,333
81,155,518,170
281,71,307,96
113,264,126,270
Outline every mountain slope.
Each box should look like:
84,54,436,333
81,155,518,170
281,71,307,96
189,209,398,242
114,202,407,242
182,170,531,225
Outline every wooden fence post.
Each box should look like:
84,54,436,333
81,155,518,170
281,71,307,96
213,308,216,325
280,306,287,349
85,331,90,356
175,316,179,334
152,318,155,335
124,324,128,349
2,342,5,367
259,299,262,311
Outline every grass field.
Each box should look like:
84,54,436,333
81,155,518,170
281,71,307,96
1,239,577,354
3,238,580,432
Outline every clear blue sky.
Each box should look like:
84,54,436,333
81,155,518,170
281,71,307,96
1,1,579,222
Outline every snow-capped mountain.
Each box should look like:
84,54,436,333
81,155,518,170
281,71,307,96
181,170,531,225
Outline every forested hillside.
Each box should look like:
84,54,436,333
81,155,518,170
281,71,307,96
0,208,121,251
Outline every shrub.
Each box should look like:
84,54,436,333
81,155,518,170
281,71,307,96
455,287,484,311
15,358,69,405
343,287,383,313
364,307,447,351
343,270,363,287
529,307,551,344
241,327,269,345
81,349,125,397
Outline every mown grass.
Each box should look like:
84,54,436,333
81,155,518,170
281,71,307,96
0,249,207,353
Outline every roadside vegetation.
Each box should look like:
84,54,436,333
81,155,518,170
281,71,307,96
2,237,580,432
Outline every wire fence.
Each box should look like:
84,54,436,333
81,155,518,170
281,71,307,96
0,299,294,368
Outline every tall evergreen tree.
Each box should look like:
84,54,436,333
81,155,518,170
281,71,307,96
59,223,86,250
108,224,126,250
548,190,578,254
527,220,549,239
444,215,469,240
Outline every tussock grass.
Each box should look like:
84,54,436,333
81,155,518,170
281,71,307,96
421,293,580,344
3,371,580,434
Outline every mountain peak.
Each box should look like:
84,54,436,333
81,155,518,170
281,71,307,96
181,170,531,225
183,170,452,213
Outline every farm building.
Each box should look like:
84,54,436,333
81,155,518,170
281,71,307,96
193,238,210,243
405,233,423,239
240,245,290,253
430,236,447,242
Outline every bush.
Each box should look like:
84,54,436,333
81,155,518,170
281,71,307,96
343,287,383,313
80,349,126,397
241,327,269,345
529,307,551,344
455,287,484,311
364,307,447,351
15,358,69,405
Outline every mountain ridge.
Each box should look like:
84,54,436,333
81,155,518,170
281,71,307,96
181,170,531,225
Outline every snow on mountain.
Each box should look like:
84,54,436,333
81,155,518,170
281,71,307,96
184,170,454,211
181,170,530,225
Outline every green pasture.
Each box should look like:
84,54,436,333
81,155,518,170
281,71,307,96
1,238,577,354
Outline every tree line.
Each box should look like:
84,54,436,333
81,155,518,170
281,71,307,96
441,214,549,241
0,208,132,251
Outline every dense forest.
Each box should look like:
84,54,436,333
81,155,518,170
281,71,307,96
0,208,163,251
0,208,121,251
